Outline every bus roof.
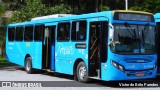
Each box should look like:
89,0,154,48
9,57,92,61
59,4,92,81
8,10,154,27
154,13,160,19
154,13,160,22
31,14,73,21
8,11,112,27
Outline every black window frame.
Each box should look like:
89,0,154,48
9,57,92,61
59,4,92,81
15,26,24,41
57,22,71,42
34,24,44,42
24,25,34,42
8,27,15,41
71,20,87,42
48,25,56,45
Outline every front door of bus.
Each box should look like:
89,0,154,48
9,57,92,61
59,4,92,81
43,26,56,70
89,21,108,77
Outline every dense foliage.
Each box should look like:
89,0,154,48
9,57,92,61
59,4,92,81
8,0,71,23
1,0,160,23
0,4,6,17
129,0,160,14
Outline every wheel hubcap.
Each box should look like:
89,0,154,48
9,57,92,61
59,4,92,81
79,66,86,80
26,61,30,71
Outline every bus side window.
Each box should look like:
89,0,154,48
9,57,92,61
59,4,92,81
8,27,15,41
34,25,44,41
15,26,24,41
57,22,70,41
24,25,33,41
71,20,87,41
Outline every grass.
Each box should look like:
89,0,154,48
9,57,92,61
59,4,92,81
0,57,12,66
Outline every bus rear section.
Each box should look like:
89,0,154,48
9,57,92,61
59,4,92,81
6,23,45,73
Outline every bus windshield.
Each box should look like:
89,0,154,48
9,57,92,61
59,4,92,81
110,24,156,54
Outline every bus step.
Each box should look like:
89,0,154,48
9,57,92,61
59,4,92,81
89,69,100,79
96,69,100,77
89,76,100,80
46,69,54,73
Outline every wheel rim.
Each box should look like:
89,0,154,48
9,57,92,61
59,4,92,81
26,61,31,71
79,66,86,80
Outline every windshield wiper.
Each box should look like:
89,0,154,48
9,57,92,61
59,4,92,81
143,23,149,32
124,22,136,38
141,23,149,44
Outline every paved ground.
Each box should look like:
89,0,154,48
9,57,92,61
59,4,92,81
0,65,160,90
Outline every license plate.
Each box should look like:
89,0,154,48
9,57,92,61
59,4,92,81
136,72,144,77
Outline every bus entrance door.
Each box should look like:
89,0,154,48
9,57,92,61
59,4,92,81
89,21,108,78
43,26,56,70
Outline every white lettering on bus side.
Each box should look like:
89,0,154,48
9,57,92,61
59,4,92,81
57,43,74,55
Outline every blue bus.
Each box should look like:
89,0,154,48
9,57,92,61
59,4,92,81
154,13,160,73
6,10,157,82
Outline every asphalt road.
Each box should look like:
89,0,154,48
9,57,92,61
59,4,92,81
0,65,160,90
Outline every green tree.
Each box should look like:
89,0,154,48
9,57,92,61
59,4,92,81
49,4,71,14
9,0,71,23
0,29,5,56
99,5,110,11
9,0,47,23
0,3,6,17
0,2,6,57
2,0,25,11
130,0,160,14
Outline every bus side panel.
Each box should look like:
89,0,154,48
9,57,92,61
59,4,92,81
6,42,23,66
6,41,42,69
6,42,17,64
55,42,73,74
6,28,17,64
14,42,26,66
28,42,42,69
55,42,88,75
6,42,25,66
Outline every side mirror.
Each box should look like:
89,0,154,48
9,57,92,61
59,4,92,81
108,23,114,46
109,23,114,40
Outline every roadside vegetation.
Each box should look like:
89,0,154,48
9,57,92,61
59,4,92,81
0,57,12,66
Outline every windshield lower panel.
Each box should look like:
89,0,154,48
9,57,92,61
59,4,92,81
110,24,156,54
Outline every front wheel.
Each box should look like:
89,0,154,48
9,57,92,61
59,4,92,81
76,62,89,82
25,57,34,74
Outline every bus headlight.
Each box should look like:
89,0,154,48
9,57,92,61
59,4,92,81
111,60,125,72
118,65,124,72
111,60,118,68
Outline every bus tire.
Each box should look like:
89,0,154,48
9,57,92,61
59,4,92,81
77,61,89,82
25,57,34,74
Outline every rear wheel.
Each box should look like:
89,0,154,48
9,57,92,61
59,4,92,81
25,57,34,74
76,62,89,82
